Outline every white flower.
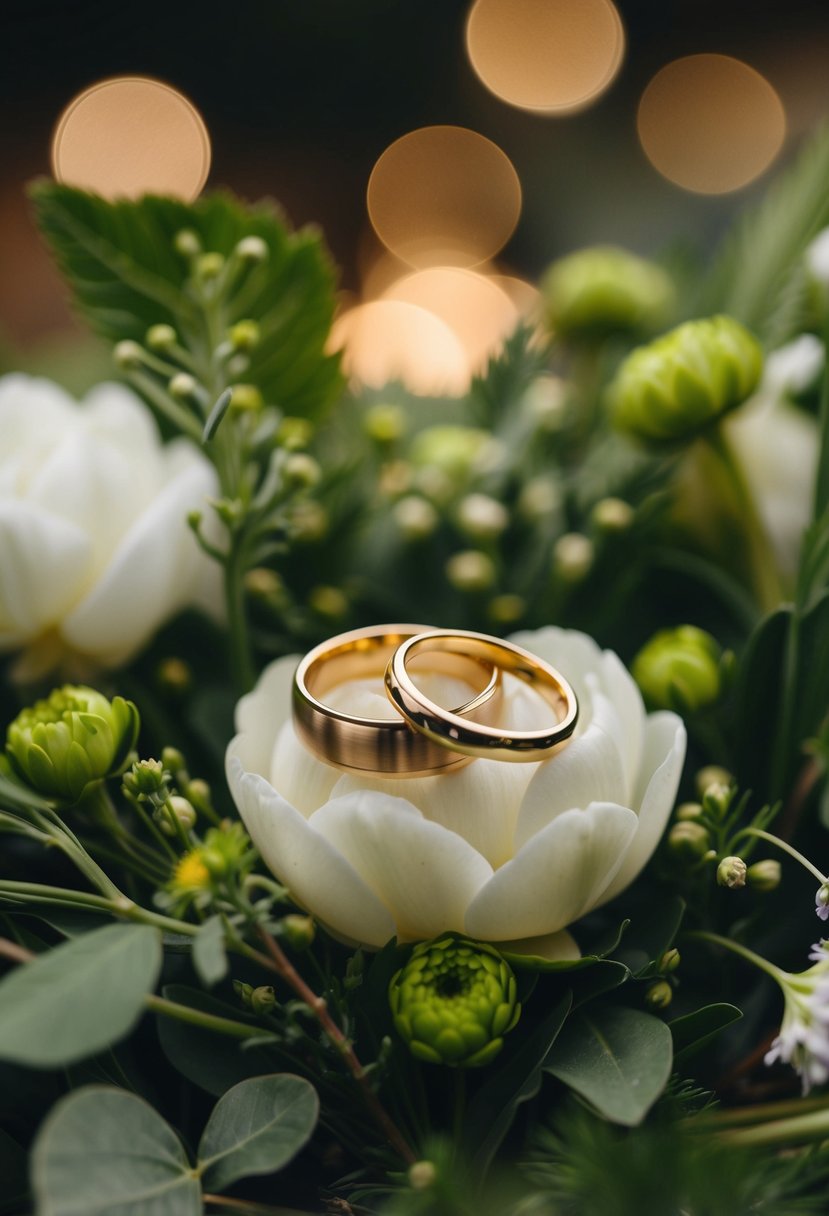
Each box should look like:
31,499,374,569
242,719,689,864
765,940,829,1094
0,374,220,670
806,227,829,289
226,627,686,961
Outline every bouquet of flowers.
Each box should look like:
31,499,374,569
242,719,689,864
2,110,829,1216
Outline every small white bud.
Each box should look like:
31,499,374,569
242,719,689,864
446,550,496,592
553,533,594,582
457,493,509,540
236,235,269,263
114,340,144,371
393,496,439,540
169,373,198,399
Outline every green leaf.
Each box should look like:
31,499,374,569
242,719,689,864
0,923,161,1066
464,992,572,1174
670,1003,742,1063
31,1086,200,1216
614,896,685,976
198,1074,318,1192
192,915,227,988
155,984,286,1096
697,125,829,347
31,182,342,420
544,1006,673,1126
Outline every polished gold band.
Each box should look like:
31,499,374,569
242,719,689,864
292,625,503,777
385,629,578,762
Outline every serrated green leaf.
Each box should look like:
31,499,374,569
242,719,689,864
192,915,227,987
31,182,342,420
0,923,161,1066
544,1006,673,1126
198,1073,318,1192
697,125,829,346
31,1086,200,1216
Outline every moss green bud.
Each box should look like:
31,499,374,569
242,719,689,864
169,795,197,830
7,686,139,804
553,533,594,583
185,779,212,814
446,550,497,592
113,340,144,371
676,801,704,821
645,980,673,1010
196,252,225,280
591,497,634,533
161,747,187,776
244,567,285,600
156,657,192,694
747,859,782,892
632,625,722,713
408,1161,437,1191
174,229,202,258
128,758,168,798
393,495,439,541
608,315,762,444
229,384,264,412
659,948,680,973
284,453,321,489
696,765,733,798
668,820,710,860
251,985,277,1015
389,935,520,1067
280,914,316,951
717,856,747,889
456,494,509,540
236,235,269,263
228,319,260,352
234,980,254,1006
145,324,177,352
702,782,733,818
518,477,562,523
278,416,313,450
410,426,492,482
543,246,674,340
488,593,526,625
364,403,407,444
308,585,349,620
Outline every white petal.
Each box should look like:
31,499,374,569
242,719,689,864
465,802,638,941
331,757,535,869
232,655,297,775
62,456,217,663
271,721,340,816
598,712,686,905
227,758,395,947
498,929,581,963
0,502,92,647
81,382,163,459
309,789,493,941
514,717,627,849
507,626,603,727
597,648,645,791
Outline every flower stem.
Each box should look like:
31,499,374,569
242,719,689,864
812,312,829,519
685,929,785,985
698,1094,829,1128
226,538,255,694
732,827,828,884
0,881,197,937
145,994,262,1039
719,1107,829,1147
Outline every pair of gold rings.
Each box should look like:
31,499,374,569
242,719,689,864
292,625,578,778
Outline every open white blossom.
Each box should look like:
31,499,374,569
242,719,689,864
226,626,686,961
0,374,219,672
765,940,829,1093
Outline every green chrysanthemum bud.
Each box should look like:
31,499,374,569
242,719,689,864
388,936,520,1068
542,246,675,340
6,686,139,804
608,315,763,443
747,859,782,892
632,625,722,713
717,856,747,889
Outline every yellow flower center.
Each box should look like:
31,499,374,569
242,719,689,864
173,851,210,890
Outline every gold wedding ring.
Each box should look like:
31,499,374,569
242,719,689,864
292,625,503,777
385,629,578,762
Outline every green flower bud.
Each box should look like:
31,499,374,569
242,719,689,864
280,914,316,951
185,779,213,816
524,376,567,431
128,758,168,798
169,372,198,400
196,252,225,280
174,229,202,258
553,533,594,583
230,384,264,412
364,403,407,444
161,747,187,776
591,497,634,533
166,795,197,832
542,246,674,340
518,477,562,523
410,426,493,483
198,823,253,880
145,324,177,351
244,567,285,600
668,820,710,860
747,859,782,892
234,979,254,1006
408,1161,437,1191
717,855,747,889
278,416,313,450
228,319,260,352
695,765,733,798
658,948,680,973
113,340,145,371
288,500,328,542
6,686,139,804
608,316,763,443
283,453,321,489
235,235,269,263
488,593,526,625
645,980,673,1010
456,494,509,541
388,935,520,1068
676,801,703,821
393,495,439,541
702,782,733,819
445,550,497,592
251,985,277,1015
308,585,349,620
632,625,722,713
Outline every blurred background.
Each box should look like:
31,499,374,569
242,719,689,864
3,0,829,370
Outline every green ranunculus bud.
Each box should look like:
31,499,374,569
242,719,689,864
542,246,675,340
717,856,747,889
747,859,782,892
632,625,722,713
6,686,139,804
388,935,520,1068
608,316,763,443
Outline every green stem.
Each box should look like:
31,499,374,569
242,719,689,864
813,311,829,519
685,929,786,985
226,538,255,694
126,369,203,441
0,881,197,936
732,827,828,885
720,1107,829,1147
698,1094,829,1128
145,994,262,1039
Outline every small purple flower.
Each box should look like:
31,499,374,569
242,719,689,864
816,883,829,921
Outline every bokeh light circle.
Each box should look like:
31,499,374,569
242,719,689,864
367,125,522,268
637,54,786,195
465,0,625,114
51,76,211,201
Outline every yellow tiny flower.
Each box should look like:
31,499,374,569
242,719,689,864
173,850,211,891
